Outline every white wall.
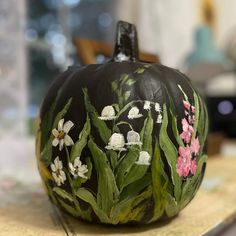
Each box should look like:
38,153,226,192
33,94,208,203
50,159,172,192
117,0,236,68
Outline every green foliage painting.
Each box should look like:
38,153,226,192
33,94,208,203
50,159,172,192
36,68,208,225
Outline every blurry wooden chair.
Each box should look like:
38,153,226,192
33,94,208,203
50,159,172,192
73,37,159,65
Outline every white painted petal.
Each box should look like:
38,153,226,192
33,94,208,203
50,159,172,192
58,160,63,170
155,103,161,112
101,106,115,117
144,101,151,110
58,119,64,131
60,170,66,182
78,172,88,179
127,131,141,143
52,173,61,186
64,134,74,146
128,114,143,119
98,116,116,120
136,151,151,165
156,114,162,124
63,120,74,133
52,129,59,137
128,107,139,116
50,163,56,172
54,157,60,169
79,164,88,174
108,133,125,149
69,162,75,173
74,157,81,167
52,138,59,147
59,139,64,151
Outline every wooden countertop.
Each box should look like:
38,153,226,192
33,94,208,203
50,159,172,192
1,155,236,236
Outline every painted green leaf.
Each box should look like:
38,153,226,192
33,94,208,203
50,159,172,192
76,188,109,223
116,147,139,190
150,139,166,222
140,111,154,155
178,84,189,102
192,91,200,139
57,198,80,217
134,67,145,74
120,73,129,87
40,100,56,150
83,88,111,144
124,91,131,101
107,150,118,171
198,98,208,154
88,138,119,214
203,103,209,144
164,192,179,217
111,79,123,110
111,81,119,92
111,103,120,113
53,187,74,202
70,115,91,162
121,165,150,190
159,104,181,202
116,100,142,118
110,186,152,224
119,173,151,201
180,155,207,209
45,181,58,205
41,98,72,166
126,79,136,86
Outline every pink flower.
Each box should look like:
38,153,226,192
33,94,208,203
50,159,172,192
191,106,195,113
178,145,191,158
190,159,197,175
180,118,194,143
176,155,191,177
191,138,200,155
183,100,191,110
176,156,198,177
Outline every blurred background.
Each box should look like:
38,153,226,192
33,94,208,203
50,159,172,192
1,0,236,184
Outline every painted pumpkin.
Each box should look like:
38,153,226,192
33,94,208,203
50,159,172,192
36,21,208,225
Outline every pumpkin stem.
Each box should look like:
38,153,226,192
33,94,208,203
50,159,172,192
112,21,139,62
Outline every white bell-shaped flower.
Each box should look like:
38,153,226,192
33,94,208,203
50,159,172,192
143,101,151,110
105,133,126,151
135,151,151,165
155,103,161,112
128,106,143,119
126,130,142,146
98,105,116,120
156,114,163,124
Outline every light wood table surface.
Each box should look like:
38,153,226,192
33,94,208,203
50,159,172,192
0,156,236,236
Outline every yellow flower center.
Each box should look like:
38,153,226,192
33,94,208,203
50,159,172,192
58,131,65,139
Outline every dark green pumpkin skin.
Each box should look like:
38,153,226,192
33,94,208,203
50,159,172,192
36,22,208,225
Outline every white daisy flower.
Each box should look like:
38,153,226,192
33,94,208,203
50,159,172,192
128,107,143,119
51,157,66,186
155,103,161,112
69,156,88,179
105,133,126,151
156,114,162,124
135,151,151,165
98,105,116,120
52,119,74,151
126,130,142,146
143,101,151,110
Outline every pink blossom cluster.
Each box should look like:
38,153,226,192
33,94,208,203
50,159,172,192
176,100,200,178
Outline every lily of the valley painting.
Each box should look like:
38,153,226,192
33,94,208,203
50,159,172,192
36,67,208,225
